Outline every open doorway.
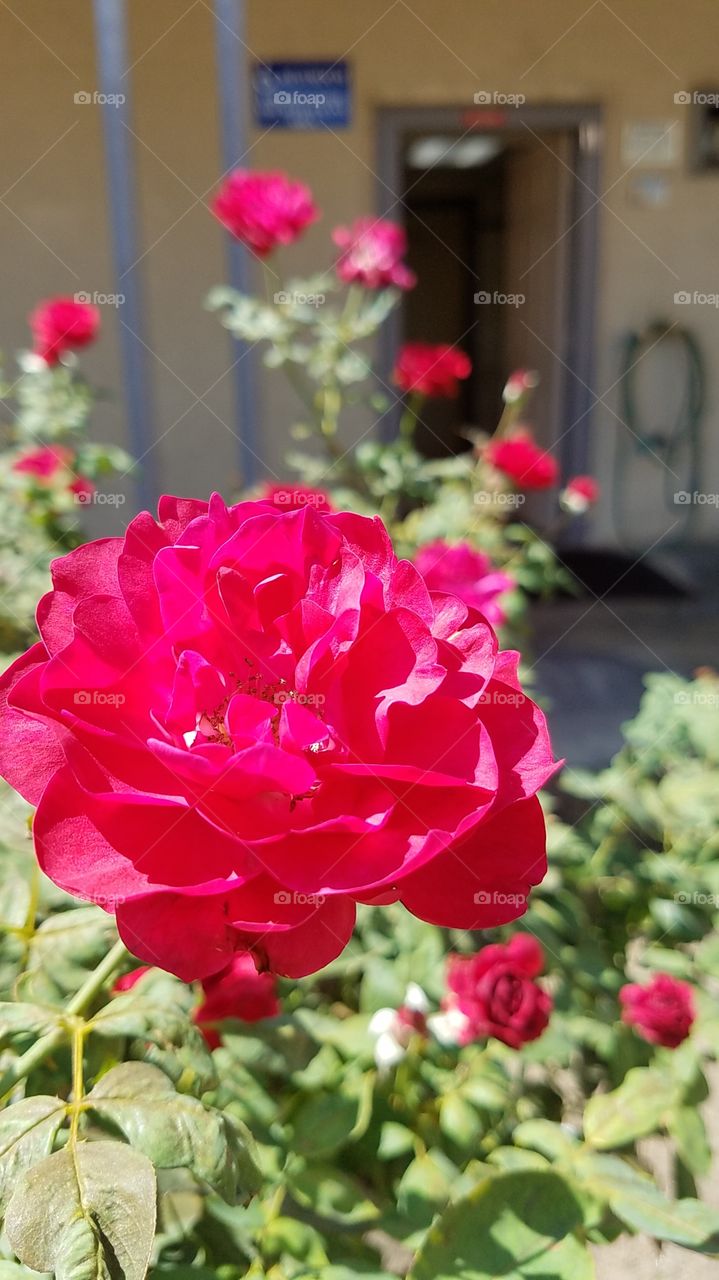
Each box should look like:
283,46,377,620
376,105,601,528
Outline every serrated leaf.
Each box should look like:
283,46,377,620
0,1095,66,1211
409,1170,593,1280
87,1061,259,1202
5,1140,156,1280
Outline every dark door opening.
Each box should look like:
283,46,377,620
376,105,601,529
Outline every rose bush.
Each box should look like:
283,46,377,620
413,540,515,627
0,494,555,982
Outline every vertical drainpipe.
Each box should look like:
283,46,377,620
212,0,260,487
92,0,159,509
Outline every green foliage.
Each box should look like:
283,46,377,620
2,674,719,1279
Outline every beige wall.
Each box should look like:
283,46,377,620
2,0,719,544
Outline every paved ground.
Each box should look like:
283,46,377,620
531,576,719,1276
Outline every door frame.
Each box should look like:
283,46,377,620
375,103,602,491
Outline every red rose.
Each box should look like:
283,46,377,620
485,430,559,490
445,933,552,1049
194,951,279,1048
561,475,600,514
30,298,100,365
260,483,332,513
211,170,318,256
332,217,415,290
394,343,471,398
0,495,556,981
620,973,695,1049
113,965,151,993
12,445,75,482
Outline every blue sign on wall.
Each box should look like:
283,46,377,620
254,61,351,130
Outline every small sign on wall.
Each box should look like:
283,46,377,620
254,61,351,130
621,120,680,168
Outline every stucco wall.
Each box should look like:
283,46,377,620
2,0,718,545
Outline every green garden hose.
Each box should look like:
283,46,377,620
614,321,704,545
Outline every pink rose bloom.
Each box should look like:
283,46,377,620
445,934,552,1049
260,483,333,513
620,973,695,1049
30,298,100,365
194,951,279,1048
211,169,318,256
394,343,471,398
414,541,513,627
13,445,75,482
0,495,556,981
332,217,416,290
561,475,600,515
485,429,559,490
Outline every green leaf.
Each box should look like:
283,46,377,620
0,1002,63,1043
583,1067,679,1148
5,1140,156,1280
289,1090,358,1159
588,1156,719,1252
397,1151,456,1230
18,907,115,1005
86,1061,259,1202
0,1095,66,1211
288,1163,380,1225
513,1119,580,1161
409,1170,593,1279
667,1106,712,1176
